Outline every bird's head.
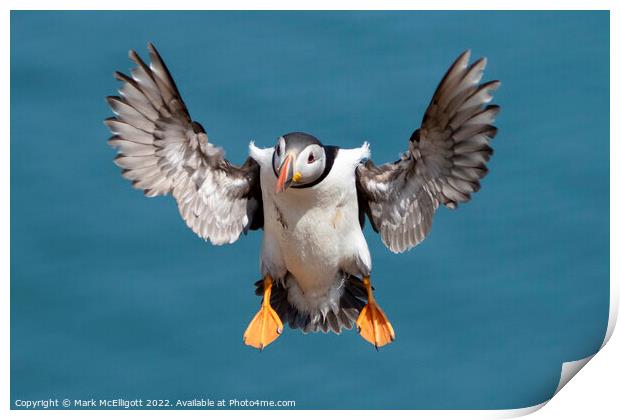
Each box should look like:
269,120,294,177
272,132,327,193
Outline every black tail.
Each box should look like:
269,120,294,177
254,274,368,334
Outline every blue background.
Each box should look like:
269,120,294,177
11,11,609,409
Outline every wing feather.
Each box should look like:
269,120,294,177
105,43,262,244
357,50,500,253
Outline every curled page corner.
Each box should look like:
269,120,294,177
551,277,617,397
491,354,599,418
602,297,618,348
494,281,617,418
493,402,547,418
553,355,595,396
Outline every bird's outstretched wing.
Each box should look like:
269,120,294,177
356,50,500,253
105,43,263,245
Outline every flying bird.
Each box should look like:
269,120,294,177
105,44,500,350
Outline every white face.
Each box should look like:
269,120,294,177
292,144,326,186
273,137,326,191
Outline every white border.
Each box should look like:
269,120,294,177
3,1,616,418
2,0,617,10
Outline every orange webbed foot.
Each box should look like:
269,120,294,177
356,277,395,349
243,276,284,350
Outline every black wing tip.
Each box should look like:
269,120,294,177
147,42,159,60
112,154,126,167
107,135,122,146
128,48,150,71
469,56,487,69
128,48,139,61
487,104,501,112
457,49,491,66
457,49,472,61
106,95,121,104
191,121,206,134
147,42,160,57
483,79,502,91
113,70,131,83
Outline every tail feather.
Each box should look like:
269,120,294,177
253,274,368,334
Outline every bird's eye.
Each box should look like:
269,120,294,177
276,144,281,155
308,152,315,163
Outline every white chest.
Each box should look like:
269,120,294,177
249,143,372,302
273,187,355,274
263,149,367,288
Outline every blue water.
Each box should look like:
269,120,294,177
11,11,609,409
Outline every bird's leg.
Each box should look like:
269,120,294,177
356,276,395,349
243,275,284,350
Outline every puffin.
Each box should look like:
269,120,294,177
105,44,500,350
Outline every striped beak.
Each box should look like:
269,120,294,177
275,154,295,193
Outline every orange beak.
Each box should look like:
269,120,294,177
275,154,294,193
